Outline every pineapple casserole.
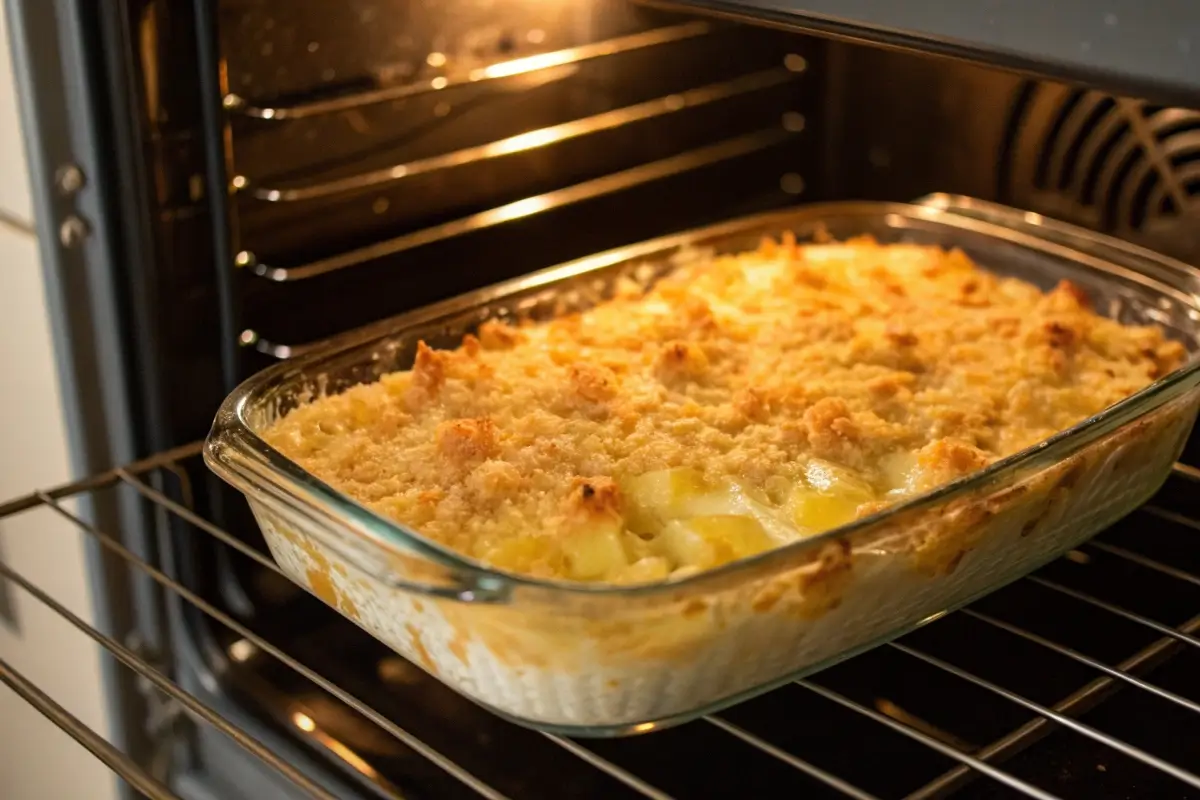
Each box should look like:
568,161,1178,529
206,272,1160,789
262,236,1186,584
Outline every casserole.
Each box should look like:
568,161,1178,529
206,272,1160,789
204,194,1200,734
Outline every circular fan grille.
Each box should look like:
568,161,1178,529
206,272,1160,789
1003,83,1200,259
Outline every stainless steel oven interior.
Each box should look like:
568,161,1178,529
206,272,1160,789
3,0,1200,798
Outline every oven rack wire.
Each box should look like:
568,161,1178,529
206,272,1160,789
226,22,811,300
232,125,801,290
232,67,800,205
221,21,715,122
235,125,801,360
0,443,1197,800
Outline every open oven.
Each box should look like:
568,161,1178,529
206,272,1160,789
1,1,1198,798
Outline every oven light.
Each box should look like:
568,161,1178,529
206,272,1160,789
291,712,317,732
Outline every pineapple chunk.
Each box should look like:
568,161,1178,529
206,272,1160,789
804,459,875,497
620,530,655,563
482,536,555,575
786,459,877,533
621,467,711,532
562,526,629,581
616,556,672,584
786,487,863,532
880,451,919,496
660,520,714,568
624,466,805,548
661,515,774,570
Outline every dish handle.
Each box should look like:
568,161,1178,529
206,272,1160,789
914,193,1199,289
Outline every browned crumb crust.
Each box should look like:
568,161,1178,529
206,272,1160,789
262,236,1185,579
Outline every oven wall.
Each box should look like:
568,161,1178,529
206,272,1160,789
819,42,1200,265
818,43,1019,203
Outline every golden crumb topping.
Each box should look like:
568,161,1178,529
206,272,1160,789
262,236,1185,583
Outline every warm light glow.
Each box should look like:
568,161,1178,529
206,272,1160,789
916,610,949,626
784,53,807,72
477,50,571,81
497,127,562,155
1065,549,1091,564
228,639,256,662
291,712,316,732
490,196,551,224
320,736,380,781
780,173,806,195
288,710,382,783
426,52,447,68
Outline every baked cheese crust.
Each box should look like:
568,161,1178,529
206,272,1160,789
262,236,1185,583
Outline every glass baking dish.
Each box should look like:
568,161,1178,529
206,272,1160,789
204,194,1200,736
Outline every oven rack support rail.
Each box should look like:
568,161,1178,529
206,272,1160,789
236,125,802,359
0,443,1198,800
222,21,716,122
231,67,800,205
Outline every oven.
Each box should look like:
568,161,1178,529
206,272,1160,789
1,1,1198,798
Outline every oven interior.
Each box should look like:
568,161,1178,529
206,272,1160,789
28,0,1200,798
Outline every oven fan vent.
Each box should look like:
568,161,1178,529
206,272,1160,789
1004,83,1200,257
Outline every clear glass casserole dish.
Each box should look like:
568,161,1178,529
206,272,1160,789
204,194,1200,736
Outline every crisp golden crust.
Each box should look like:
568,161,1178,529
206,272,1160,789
262,237,1185,580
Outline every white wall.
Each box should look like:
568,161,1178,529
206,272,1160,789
0,2,119,798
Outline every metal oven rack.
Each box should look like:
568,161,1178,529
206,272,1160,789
0,443,1197,800
216,7,815,367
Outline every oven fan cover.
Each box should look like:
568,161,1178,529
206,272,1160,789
1004,82,1200,261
